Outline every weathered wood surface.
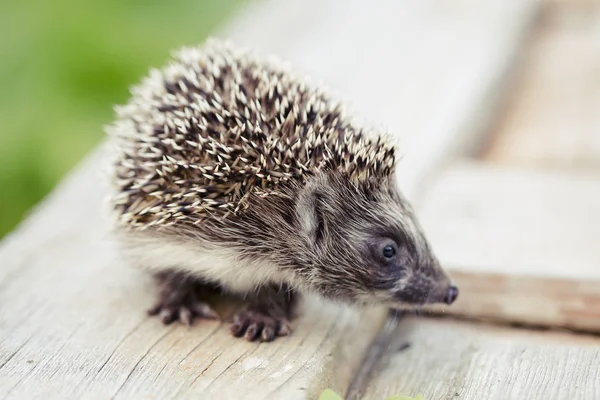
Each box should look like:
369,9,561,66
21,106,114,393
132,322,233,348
0,0,540,399
482,2,600,169
362,317,600,400
419,162,600,332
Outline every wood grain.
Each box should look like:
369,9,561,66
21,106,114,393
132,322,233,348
418,162,600,332
363,318,600,400
0,0,539,398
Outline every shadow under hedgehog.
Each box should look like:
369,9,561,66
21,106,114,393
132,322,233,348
106,38,459,342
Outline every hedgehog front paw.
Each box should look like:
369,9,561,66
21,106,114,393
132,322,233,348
148,271,220,326
230,307,292,342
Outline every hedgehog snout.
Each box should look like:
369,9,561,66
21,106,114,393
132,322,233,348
426,279,459,305
444,283,459,305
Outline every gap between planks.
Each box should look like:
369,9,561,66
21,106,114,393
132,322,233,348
362,317,600,400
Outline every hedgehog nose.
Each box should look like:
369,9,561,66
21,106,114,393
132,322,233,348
443,284,459,305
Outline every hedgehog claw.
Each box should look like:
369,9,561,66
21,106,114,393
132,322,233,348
179,307,193,326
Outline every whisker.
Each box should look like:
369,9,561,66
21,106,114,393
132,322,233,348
412,305,423,318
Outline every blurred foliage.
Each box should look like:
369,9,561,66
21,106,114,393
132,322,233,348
0,0,244,238
318,389,425,400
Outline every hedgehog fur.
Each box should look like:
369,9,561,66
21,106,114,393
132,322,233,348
108,38,395,229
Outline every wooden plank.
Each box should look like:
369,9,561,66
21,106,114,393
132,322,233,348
482,3,600,169
543,0,600,6
362,317,600,400
0,0,538,398
418,161,600,332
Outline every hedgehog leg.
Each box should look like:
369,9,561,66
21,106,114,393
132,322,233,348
230,285,295,342
147,269,220,326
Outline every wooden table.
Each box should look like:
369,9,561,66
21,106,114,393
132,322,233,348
1,1,598,399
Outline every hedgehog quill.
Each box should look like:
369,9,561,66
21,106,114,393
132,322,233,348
107,38,458,342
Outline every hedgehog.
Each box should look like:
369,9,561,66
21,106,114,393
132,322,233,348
106,38,458,342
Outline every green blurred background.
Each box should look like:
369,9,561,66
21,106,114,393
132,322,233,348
0,0,244,238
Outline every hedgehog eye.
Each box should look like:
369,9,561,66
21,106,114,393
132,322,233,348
382,245,396,259
376,240,398,261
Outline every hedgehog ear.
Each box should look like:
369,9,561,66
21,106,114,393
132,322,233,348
296,183,326,248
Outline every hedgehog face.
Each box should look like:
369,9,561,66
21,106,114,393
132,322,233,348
295,172,458,308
